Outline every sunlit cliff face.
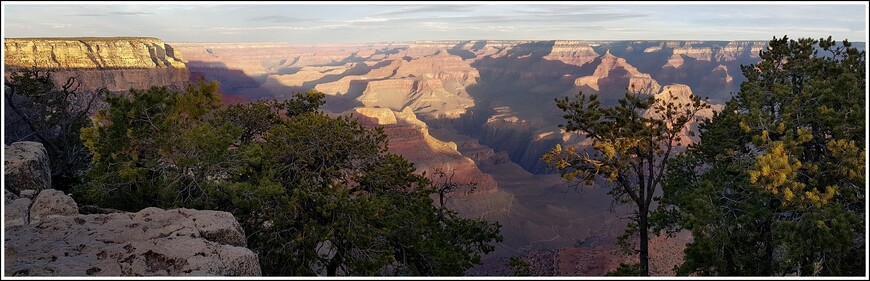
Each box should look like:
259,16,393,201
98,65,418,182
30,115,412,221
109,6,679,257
4,38,188,92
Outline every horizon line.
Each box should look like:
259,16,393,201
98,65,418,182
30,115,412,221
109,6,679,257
6,37,867,44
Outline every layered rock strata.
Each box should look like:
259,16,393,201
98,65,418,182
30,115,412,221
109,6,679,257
352,107,498,196
4,37,189,92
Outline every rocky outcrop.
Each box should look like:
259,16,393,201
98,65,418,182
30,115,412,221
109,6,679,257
263,66,339,88
28,189,79,225
5,195,31,227
4,37,189,92
4,196,261,276
543,40,600,66
358,79,418,110
628,76,662,95
353,107,398,125
393,51,480,85
574,50,659,100
645,84,723,120
355,78,474,119
661,41,765,62
307,61,402,96
352,108,499,195
3,142,261,276
665,53,684,68
4,142,51,195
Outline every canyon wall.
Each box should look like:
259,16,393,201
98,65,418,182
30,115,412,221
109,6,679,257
352,107,499,196
4,37,189,92
127,39,864,275
171,39,775,174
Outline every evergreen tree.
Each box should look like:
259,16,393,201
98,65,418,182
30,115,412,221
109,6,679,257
656,36,865,276
543,89,709,275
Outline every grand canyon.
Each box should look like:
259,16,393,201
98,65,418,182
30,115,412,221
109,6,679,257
6,1,869,277
173,39,766,275
4,36,803,275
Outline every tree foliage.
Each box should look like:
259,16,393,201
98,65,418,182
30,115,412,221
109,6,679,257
75,84,501,276
605,263,644,276
656,36,865,276
543,89,709,275
508,256,532,276
4,68,102,190
76,81,235,209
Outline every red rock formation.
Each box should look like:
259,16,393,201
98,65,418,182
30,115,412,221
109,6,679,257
352,107,499,196
394,50,480,84
574,50,660,99
543,40,600,67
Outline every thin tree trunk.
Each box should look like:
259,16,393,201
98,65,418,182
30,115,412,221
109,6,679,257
327,248,342,276
639,206,650,276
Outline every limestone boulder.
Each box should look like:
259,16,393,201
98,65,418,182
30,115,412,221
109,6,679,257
28,189,79,225
179,209,248,247
4,141,51,194
5,198,32,227
5,204,260,276
20,189,37,199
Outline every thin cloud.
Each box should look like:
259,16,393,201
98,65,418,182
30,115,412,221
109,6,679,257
340,12,647,28
212,26,310,31
246,15,311,23
74,11,154,17
375,5,475,16
452,13,647,24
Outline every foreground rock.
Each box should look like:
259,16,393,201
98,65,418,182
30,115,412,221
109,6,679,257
4,142,51,194
4,141,261,276
28,189,79,225
4,190,261,276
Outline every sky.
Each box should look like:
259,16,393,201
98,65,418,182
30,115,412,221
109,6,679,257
2,2,867,44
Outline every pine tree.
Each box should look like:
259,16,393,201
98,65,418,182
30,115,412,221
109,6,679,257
543,89,709,275
656,36,865,276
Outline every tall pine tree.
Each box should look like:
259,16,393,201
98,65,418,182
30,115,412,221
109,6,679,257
656,36,865,276
543,89,709,275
